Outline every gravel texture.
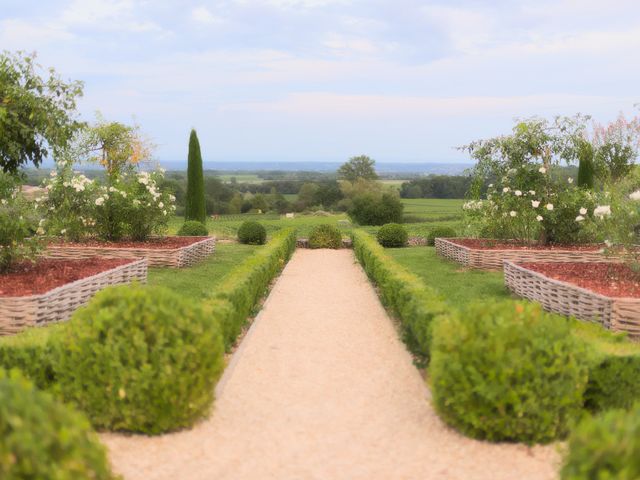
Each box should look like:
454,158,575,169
102,249,559,480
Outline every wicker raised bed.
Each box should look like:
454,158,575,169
435,238,609,270
0,258,147,335
504,261,640,338
46,236,215,268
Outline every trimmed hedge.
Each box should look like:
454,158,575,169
431,301,590,444
51,284,225,434
308,224,342,249
352,230,448,361
376,223,408,248
177,220,209,236
426,226,457,246
237,220,267,245
207,228,296,350
562,405,640,479
0,371,116,480
0,325,61,390
571,321,640,412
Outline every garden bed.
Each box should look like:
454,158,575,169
504,261,640,338
436,238,609,270
0,258,147,335
46,236,215,268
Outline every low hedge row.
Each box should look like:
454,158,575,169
351,230,448,361
207,228,297,350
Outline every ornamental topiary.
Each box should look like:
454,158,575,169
426,226,457,246
51,284,225,434
0,371,116,480
430,300,589,444
177,220,209,236
237,220,267,245
561,405,640,479
308,224,342,249
185,129,206,223
376,223,408,248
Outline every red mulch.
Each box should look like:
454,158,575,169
52,236,209,250
0,258,133,297
521,262,640,298
451,238,602,252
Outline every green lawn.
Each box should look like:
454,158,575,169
387,246,511,308
147,242,260,301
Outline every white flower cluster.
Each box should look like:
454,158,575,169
62,174,93,193
594,205,612,218
463,200,483,211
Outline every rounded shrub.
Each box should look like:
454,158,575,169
0,371,116,480
177,220,209,236
376,223,408,248
237,220,267,245
308,224,342,249
430,301,589,444
426,226,457,246
561,405,640,479
51,284,225,434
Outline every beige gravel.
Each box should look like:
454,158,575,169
102,249,559,480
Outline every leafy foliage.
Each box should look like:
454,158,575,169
430,301,590,444
426,226,457,246
376,223,408,248
352,230,449,362
208,228,296,349
561,405,640,480
349,192,403,226
0,173,42,272
51,284,224,434
0,51,84,174
308,224,342,249
337,155,378,182
185,129,206,223
0,371,116,480
237,220,267,245
177,220,209,236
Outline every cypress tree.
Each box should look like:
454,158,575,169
185,129,206,223
577,140,595,189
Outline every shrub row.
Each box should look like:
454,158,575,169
351,230,448,361
308,224,342,249
208,228,296,349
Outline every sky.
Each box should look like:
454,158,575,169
1,0,639,165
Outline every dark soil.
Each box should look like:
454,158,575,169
0,258,133,297
521,262,640,298
52,236,209,249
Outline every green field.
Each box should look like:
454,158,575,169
215,174,265,183
169,198,464,240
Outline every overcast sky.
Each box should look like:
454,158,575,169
1,0,639,164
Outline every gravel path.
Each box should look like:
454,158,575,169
102,249,559,480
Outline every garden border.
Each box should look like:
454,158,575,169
504,261,640,338
436,237,609,270
0,258,148,335
45,236,215,268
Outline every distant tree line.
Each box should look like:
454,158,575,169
400,175,475,199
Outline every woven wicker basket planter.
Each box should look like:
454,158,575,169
504,261,640,338
435,238,608,270
46,236,215,268
0,258,147,335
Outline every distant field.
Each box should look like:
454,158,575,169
216,174,265,183
169,198,464,239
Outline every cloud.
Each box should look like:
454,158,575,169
0,19,73,49
191,6,225,25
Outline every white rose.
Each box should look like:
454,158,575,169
510,211,517,217
531,200,540,208
629,190,640,201
546,203,554,211
95,197,105,206
568,177,574,184
515,190,522,196
503,187,510,193
158,202,164,208
536,215,543,222
594,205,612,218
579,207,587,215
575,215,585,222
529,190,536,195
539,167,547,174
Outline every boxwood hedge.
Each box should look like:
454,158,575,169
207,228,296,350
352,230,448,361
